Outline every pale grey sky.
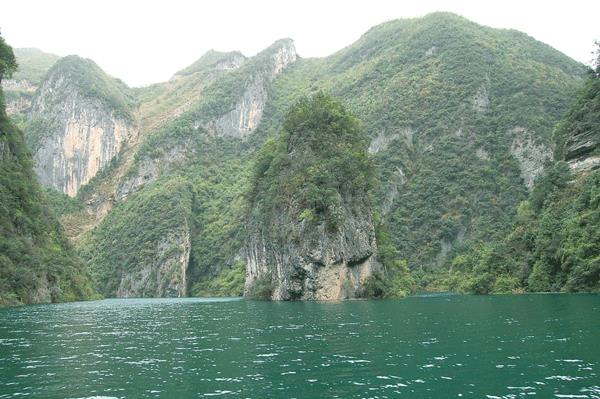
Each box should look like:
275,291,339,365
1,0,598,87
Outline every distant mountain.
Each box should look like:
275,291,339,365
1,48,59,115
9,12,593,300
11,48,60,84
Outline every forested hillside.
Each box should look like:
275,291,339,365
6,12,595,300
437,57,600,294
252,12,586,284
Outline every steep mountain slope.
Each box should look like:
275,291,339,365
0,37,95,306
26,56,137,196
252,12,586,277
446,64,599,294
15,13,588,299
555,64,600,172
78,39,297,297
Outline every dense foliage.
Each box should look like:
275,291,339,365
253,13,584,280
12,13,593,299
0,36,95,306
249,92,375,231
0,33,17,80
81,178,194,296
439,66,600,294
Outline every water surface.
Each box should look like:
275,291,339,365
1,294,599,398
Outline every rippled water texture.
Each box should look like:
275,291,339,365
1,294,599,398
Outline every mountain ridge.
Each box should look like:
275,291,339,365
4,12,596,301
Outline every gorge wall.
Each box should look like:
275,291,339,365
6,12,593,300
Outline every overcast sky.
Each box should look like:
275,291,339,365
1,0,598,87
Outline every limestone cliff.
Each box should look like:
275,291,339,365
245,207,381,300
244,93,382,300
82,178,193,298
118,40,297,200
510,127,553,189
201,39,297,138
555,70,600,173
116,225,191,298
563,111,600,172
0,39,95,306
26,56,135,197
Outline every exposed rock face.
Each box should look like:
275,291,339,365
28,67,134,196
116,227,190,298
564,127,600,173
215,54,245,71
510,127,552,189
206,40,297,138
472,84,490,112
245,209,381,300
568,155,600,173
369,131,402,154
564,125,600,161
2,79,36,92
116,142,192,201
244,93,381,301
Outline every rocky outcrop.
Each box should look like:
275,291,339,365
510,127,552,189
472,84,490,112
116,142,192,201
245,208,381,300
172,50,246,79
27,57,135,197
368,128,414,154
564,127,600,173
244,93,382,301
116,226,191,298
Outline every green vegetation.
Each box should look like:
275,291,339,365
249,92,375,231
440,163,599,294
191,261,245,297
0,34,17,80
42,56,136,121
10,48,59,84
43,188,84,217
0,35,95,306
244,275,274,300
174,50,244,77
81,177,194,296
438,62,600,294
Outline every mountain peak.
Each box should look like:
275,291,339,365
174,50,246,78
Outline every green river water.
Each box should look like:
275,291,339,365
0,294,599,398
